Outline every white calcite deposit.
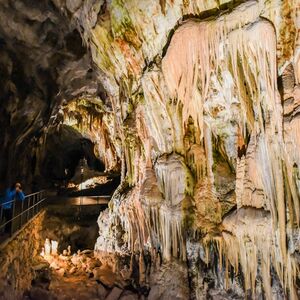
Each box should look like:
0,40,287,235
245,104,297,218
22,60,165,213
88,1,300,299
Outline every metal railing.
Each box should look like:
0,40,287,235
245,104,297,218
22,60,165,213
0,190,47,237
77,195,110,220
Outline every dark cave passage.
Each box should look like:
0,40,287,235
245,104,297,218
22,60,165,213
40,125,105,186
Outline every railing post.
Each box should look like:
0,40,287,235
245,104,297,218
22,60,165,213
27,196,30,222
38,192,41,211
35,194,37,215
31,194,34,217
33,194,35,215
29,195,32,219
20,199,24,228
32,195,34,217
41,191,43,210
11,199,16,236
0,205,3,226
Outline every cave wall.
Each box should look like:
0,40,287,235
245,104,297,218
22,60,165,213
0,0,108,189
0,211,46,300
86,0,300,299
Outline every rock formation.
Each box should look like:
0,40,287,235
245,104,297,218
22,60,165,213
0,0,300,299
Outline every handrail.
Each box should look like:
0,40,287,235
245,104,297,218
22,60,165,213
0,191,109,240
0,190,46,207
0,198,47,228
0,190,47,238
0,199,15,207
25,190,45,197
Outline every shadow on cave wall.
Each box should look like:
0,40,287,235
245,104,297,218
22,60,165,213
0,0,108,192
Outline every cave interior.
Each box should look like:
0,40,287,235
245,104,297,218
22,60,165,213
0,0,299,300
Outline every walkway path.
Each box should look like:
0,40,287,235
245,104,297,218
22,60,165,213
47,196,110,206
0,193,110,246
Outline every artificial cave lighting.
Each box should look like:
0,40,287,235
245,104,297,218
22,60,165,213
78,176,110,190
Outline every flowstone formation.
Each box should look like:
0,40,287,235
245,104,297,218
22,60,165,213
1,0,300,299
90,1,300,299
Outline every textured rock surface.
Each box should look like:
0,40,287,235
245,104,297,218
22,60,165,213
90,1,300,299
0,0,300,299
28,244,143,300
0,212,46,300
0,0,110,188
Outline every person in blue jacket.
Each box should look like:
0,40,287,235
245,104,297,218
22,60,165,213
1,182,25,233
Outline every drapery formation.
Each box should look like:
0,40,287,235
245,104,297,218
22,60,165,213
92,1,300,298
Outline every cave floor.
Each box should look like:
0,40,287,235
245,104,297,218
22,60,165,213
48,271,100,300
26,250,140,300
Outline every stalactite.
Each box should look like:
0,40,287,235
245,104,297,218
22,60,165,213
162,2,275,131
235,156,246,209
92,1,300,298
212,207,299,299
62,98,119,172
158,3,298,297
186,144,206,181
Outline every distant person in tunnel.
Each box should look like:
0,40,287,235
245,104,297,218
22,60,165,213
1,182,25,233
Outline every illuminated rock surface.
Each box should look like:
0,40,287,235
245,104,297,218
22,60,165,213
0,0,300,299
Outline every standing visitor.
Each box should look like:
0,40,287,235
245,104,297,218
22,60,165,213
1,182,25,233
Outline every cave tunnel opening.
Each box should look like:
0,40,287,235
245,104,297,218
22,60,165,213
37,124,120,196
